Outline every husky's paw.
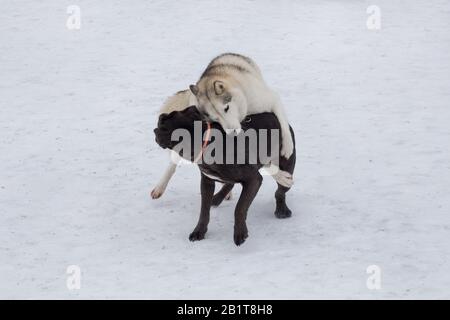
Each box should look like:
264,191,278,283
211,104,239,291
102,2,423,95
274,170,294,188
280,137,294,159
150,186,165,199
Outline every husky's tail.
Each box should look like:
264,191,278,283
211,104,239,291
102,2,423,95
159,89,197,114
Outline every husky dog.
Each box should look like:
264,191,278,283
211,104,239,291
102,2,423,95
189,53,294,159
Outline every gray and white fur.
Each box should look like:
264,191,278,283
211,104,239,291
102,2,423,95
189,53,294,159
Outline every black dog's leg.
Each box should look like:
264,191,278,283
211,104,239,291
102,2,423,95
212,183,234,207
189,174,215,241
274,136,296,218
234,173,263,246
274,184,292,218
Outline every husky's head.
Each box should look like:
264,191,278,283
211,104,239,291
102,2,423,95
189,79,246,134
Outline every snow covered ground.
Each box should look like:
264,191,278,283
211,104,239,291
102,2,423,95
1,0,449,299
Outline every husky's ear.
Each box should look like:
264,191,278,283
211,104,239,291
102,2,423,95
213,81,225,95
189,84,199,96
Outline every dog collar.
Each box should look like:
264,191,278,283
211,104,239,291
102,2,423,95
194,121,212,163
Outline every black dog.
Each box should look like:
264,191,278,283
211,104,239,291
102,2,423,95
154,106,296,246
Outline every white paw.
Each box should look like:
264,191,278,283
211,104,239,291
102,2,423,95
280,137,294,159
150,186,165,199
274,170,294,188
225,128,242,135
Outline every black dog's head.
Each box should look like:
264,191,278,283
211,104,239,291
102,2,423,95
154,106,203,150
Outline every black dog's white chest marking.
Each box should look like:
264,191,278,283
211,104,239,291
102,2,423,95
202,171,225,182
200,168,225,182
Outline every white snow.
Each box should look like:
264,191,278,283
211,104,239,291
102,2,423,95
1,0,450,299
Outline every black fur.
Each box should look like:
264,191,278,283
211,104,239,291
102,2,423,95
154,106,296,246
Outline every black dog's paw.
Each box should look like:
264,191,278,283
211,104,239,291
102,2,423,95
211,194,224,207
274,205,292,219
189,227,207,242
212,191,232,207
233,227,248,246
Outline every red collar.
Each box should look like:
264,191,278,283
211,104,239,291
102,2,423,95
194,122,211,163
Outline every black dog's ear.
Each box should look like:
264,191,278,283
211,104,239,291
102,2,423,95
181,106,203,120
159,113,169,122
157,113,169,128
158,110,179,126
